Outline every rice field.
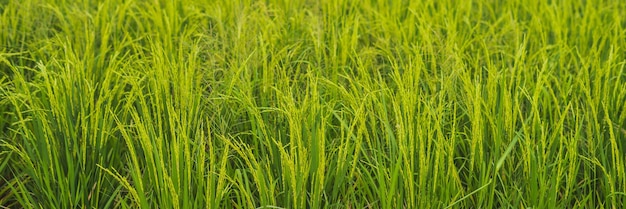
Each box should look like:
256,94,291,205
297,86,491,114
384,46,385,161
1,0,626,208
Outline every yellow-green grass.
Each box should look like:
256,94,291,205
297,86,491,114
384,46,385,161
1,0,625,208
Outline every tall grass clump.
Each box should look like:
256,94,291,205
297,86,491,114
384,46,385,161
1,0,625,208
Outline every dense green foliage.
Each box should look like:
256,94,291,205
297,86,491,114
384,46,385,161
1,0,625,208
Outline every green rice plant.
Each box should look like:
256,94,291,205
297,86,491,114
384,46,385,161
1,0,625,208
